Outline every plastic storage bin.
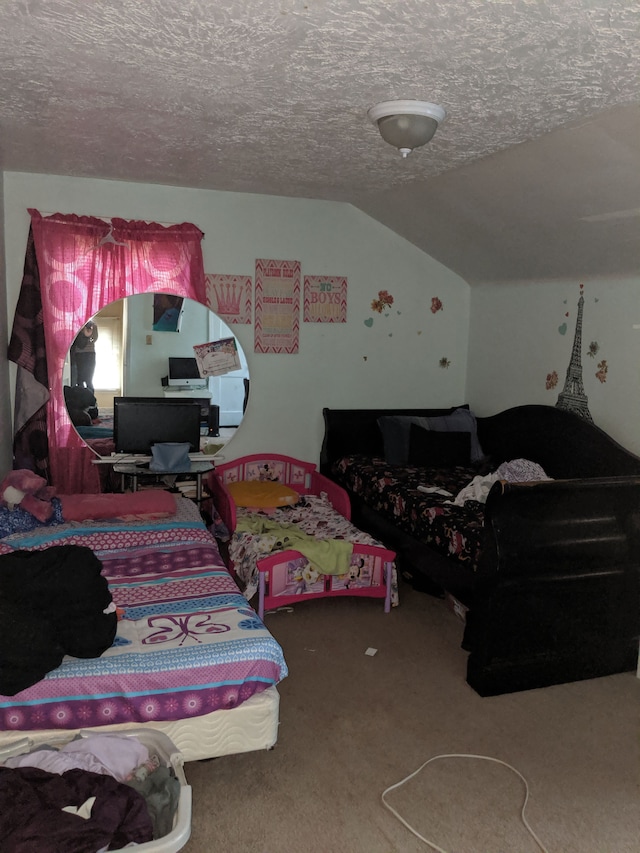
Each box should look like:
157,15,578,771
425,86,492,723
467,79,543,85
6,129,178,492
0,727,192,852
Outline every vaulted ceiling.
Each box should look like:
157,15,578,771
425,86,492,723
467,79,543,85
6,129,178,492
1,0,638,285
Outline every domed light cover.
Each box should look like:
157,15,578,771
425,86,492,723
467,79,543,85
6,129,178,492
368,100,447,158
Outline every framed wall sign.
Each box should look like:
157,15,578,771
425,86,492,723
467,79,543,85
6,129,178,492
254,258,300,353
303,275,347,323
205,273,252,324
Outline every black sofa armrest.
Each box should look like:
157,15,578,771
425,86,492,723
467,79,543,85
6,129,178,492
465,475,640,695
480,475,640,579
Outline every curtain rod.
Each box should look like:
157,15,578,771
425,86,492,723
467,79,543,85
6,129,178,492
37,210,182,227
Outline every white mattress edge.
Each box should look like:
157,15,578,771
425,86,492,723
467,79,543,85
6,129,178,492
0,685,280,763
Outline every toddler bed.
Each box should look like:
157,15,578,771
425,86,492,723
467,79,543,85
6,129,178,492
0,491,287,762
206,454,397,619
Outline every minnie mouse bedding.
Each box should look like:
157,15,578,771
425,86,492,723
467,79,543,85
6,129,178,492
331,455,486,569
330,455,550,573
209,454,399,617
227,492,399,606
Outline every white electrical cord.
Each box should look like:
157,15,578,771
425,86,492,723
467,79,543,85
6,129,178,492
381,753,550,853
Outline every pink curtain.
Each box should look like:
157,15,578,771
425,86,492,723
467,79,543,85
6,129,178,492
29,210,206,494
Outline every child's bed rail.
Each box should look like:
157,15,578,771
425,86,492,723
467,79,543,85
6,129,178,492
207,454,396,617
256,544,395,619
207,455,352,533
214,454,316,488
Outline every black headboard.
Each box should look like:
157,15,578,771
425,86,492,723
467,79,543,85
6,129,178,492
321,404,640,479
476,405,640,478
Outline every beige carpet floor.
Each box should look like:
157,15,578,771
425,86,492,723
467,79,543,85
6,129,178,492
182,578,640,853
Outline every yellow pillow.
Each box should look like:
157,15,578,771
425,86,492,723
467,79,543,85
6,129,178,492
227,480,300,508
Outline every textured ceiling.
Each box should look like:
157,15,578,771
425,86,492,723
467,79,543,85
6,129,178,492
0,0,639,285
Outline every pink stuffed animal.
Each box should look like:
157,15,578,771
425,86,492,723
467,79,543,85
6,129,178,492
0,469,56,522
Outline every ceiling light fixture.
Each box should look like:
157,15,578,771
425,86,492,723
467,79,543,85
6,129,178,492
368,99,447,158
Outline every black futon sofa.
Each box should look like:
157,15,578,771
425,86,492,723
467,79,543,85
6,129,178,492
321,404,640,696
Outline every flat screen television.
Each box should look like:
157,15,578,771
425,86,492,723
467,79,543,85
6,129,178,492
113,397,202,455
167,357,205,387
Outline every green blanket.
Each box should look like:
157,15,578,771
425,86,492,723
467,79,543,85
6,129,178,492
235,515,353,575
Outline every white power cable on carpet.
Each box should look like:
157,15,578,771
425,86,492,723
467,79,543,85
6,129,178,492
381,753,550,853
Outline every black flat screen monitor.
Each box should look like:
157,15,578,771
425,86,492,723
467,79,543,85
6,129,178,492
113,397,201,455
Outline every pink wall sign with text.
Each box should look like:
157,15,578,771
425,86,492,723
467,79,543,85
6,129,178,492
303,276,348,323
254,258,301,353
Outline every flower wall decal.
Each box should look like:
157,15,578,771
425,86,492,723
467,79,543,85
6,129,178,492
371,289,394,313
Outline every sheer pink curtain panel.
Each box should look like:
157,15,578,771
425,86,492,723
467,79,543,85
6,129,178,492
29,209,206,494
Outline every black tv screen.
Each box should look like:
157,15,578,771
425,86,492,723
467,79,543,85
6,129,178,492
113,397,201,455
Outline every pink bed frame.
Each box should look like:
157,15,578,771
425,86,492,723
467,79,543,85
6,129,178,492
207,454,395,619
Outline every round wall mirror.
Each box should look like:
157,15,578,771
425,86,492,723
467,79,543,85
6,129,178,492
63,293,249,456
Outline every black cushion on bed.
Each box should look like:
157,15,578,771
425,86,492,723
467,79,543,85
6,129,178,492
408,424,472,467
426,407,485,462
377,415,431,465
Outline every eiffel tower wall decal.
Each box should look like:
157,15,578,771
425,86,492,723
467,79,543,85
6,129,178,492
556,293,593,422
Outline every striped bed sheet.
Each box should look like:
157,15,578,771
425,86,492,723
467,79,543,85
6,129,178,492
0,497,287,734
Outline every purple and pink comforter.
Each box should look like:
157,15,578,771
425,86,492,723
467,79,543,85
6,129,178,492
0,498,287,732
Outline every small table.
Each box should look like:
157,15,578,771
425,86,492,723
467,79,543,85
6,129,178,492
113,460,214,502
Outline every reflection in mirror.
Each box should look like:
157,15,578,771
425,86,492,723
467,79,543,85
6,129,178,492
63,293,249,457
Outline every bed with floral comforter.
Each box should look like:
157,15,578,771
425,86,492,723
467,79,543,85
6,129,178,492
332,455,486,570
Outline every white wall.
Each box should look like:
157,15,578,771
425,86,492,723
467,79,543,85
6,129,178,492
123,293,211,397
3,172,470,468
467,277,640,456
